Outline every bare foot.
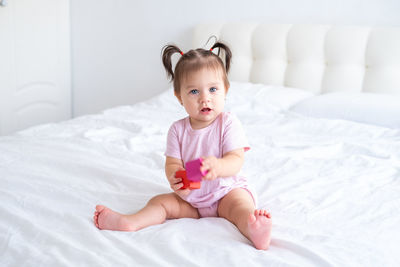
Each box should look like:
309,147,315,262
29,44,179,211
247,209,272,250
93,205,134,231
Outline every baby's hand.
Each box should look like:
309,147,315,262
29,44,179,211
168,168,191,197
200,156,220,180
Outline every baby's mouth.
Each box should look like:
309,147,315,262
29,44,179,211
201,107,212,112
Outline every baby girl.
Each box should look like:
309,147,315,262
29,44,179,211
94,40,272,250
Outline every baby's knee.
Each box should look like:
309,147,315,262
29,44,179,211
147,194,175,209
148,194,167,205
147,193,180,218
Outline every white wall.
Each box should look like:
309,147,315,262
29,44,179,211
71,0,400,116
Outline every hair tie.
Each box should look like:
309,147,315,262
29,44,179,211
180,51,184,56
210,48,213,52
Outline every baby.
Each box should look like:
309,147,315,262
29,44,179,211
94,40,272,250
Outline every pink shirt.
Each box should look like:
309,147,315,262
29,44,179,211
165,112,251,209
165,112,250,163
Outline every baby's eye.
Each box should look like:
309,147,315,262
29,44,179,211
189,89,199,95
209,87,217,93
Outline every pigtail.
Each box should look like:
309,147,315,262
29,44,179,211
161,45,184,81
210,42,232,74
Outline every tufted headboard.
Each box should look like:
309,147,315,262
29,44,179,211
193,23,400,95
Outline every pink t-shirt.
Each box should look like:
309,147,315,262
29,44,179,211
165,112,250,163
165,112,251,209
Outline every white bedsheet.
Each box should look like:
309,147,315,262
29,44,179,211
1,82,400,266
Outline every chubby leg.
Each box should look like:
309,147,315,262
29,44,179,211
217,188,272,250
94,193,199,231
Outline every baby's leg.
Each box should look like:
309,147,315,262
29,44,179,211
94,193,199,231
217,188,272,250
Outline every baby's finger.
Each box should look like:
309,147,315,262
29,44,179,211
169,178,181,188
200,165,208,174
203,171,213,180
172,182,183,191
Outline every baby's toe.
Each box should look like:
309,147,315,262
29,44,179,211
96,205,105,212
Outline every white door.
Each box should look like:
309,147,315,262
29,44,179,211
0,0,71,135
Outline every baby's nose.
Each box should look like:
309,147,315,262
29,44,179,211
200,92,211,103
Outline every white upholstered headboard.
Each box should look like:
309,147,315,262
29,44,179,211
193,23,400,95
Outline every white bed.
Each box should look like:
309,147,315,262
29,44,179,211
1,24,400,266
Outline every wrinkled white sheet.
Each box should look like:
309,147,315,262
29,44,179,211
1,82,400,266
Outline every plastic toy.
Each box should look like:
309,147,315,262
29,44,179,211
175,170,201,189
185,158,208,181
175,158,207,189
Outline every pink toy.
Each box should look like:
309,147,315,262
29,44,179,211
185,158,208,182
175,158,208,190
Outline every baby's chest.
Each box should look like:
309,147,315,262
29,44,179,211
181,131,223,159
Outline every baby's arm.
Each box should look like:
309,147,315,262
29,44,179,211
200,148,245,180
165,156,191,196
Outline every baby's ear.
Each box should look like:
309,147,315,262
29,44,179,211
174,91,183,104
225,85,230,94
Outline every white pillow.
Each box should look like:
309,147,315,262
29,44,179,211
290,92,400,129
228,81,314,111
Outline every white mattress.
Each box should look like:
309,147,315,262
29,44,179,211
1,82,399,266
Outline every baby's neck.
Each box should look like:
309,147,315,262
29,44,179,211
189,112,222,130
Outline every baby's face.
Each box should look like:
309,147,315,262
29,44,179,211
177,67,227,129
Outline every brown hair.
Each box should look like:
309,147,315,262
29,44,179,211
161,41,232,96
